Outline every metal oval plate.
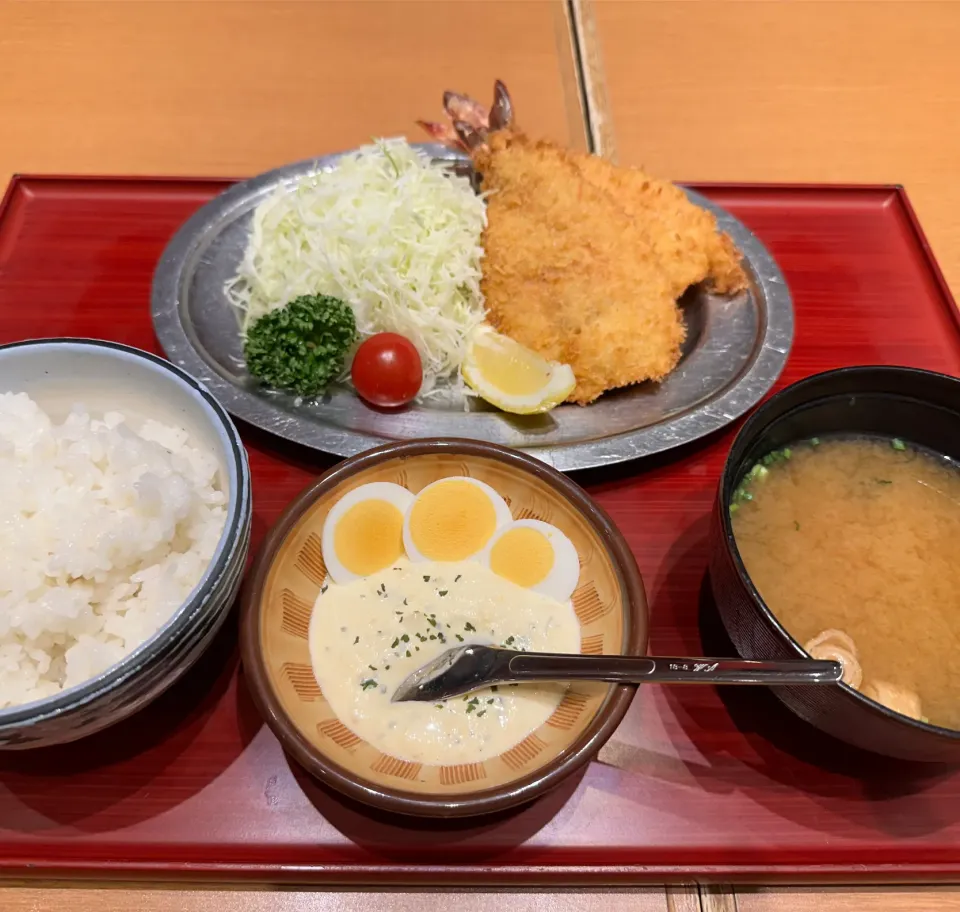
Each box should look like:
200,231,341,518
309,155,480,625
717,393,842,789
151,144,793,472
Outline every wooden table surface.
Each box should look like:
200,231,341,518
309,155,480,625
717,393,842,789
2,0,960,909
0,0,585,189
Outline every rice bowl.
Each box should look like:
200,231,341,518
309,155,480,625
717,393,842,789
0,338,252,748
0,392,228,707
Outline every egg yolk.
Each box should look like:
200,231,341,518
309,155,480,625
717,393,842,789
408,480,498,560
489,527,553,587
334,499,405,576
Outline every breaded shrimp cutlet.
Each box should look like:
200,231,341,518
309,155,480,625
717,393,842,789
475,134,684,404
419,81,747,405
570,154,746,297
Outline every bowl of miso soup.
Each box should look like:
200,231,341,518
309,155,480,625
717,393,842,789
710,365,960,762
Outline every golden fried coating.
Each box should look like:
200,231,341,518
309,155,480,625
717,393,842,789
570,155,747,296
421,80,747,404
475,133,686,405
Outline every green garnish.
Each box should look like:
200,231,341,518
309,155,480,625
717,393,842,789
734,446,802,507
464,622,476,632
892,438,907,451
401,633,410,642
876,478,893,485
243,294,357,397
391,637,400,648
760,447,792,468
438,590,448,597
794,521,800,531
455,634,464,642
360,679,377,690
423,575,431,582
353,636,359,645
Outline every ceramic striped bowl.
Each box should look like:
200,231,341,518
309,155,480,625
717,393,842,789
240,439,646,817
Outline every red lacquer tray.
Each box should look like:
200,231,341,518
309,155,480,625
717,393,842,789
0,177,959,885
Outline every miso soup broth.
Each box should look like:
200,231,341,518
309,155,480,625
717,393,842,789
730,436,960,729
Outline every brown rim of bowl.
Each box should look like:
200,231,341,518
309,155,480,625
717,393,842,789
240,437,648,818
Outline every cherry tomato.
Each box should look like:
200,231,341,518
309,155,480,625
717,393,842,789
351,333,423,408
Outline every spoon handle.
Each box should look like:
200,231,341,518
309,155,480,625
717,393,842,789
504,652,842,686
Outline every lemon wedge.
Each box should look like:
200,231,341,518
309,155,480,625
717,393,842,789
461,326,576,414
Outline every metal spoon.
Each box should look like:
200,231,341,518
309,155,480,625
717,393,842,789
391,645,842,703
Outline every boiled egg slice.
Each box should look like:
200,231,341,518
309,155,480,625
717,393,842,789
403,476,512,562
321,482,414,585
482,519,580,602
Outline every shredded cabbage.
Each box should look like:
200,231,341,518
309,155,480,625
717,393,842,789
226,138,487,395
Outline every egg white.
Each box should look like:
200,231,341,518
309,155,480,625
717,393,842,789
481,519,580,602
403,476,513,562
321,481,414,585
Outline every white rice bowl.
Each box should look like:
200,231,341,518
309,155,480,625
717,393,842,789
0,391,227,708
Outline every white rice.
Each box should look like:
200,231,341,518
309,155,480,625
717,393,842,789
0,392,227,708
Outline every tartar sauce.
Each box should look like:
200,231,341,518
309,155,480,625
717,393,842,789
308,559,580,764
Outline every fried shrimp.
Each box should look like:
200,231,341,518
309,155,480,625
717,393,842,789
420,81,747,404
